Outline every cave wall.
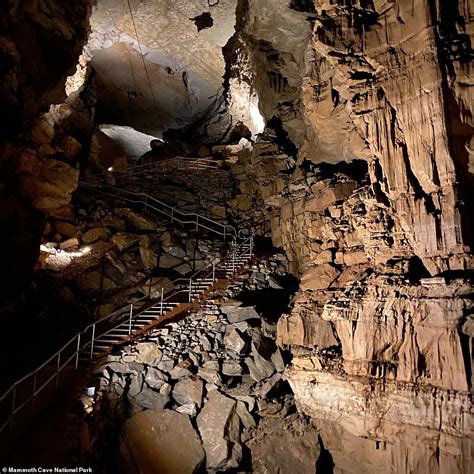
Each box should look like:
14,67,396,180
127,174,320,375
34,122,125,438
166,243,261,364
0,0,95,305
226,1,473,472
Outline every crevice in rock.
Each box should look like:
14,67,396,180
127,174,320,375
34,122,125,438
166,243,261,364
267,116,298,158
191,12,214,32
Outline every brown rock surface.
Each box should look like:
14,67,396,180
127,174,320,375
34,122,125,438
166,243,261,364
121,409,205,474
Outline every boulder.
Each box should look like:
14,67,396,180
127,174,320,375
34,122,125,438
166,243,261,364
18,153,79,213
54,221,78,238
300,264,341,291
135,343,162,365
172,377,204,408
56,136,82,160
222,360,244,377
59,237,79,250
145,367,168,389
125,210,157,231
221,303,260,323
122,409,205,474
236,400,256,429
82,227,111,244
197,390,242,470
160,232,186,258
139,235,158,270
198,367,222,386
112,232,139,251
245,356,275,382
128,385,170,411
30,116,55,144
224,328,248,355
258,373,286,399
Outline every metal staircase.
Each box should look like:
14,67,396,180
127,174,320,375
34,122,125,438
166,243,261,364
0,157,255,437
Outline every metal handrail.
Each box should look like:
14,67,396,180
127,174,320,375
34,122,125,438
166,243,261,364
83,156,221,185
81,183,237,240
0,185,253,433
0,234,253,433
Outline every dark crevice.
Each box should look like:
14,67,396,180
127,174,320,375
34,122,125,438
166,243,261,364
191,12,214,32
289,0,316,14
267,116,298,158
314,159,369,183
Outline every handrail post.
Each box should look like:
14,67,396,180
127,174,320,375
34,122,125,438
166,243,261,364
75,333,81,370
250,234,254,256
31,373,37,416
128,304,133,336
144,195,148,212
171,208,174,224
212,261,216,282
90,323,96,359
223,227,226,241
196,215,199,232
188,278,192,303
10,386,16,431
55,352,61,391
160,288,164,316
232,243,236,272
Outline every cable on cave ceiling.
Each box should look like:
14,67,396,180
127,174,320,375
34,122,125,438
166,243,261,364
126,0,162,129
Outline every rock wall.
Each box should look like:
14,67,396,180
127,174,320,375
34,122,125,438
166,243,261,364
225,1,474,472
0,1,94,305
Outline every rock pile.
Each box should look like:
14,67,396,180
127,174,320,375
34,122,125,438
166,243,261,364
39,193,226,318
85,256,325,472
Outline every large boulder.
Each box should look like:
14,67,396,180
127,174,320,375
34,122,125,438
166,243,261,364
121,409,205,474
139,235,158,270
135,343,162,365
221,302,260,323
123,210,157,231
112,232,139,251
172,377,204,408
197,390,242,470
18,151,79,213
82,226,111,244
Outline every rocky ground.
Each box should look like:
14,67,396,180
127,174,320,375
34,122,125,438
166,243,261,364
61,255,334,473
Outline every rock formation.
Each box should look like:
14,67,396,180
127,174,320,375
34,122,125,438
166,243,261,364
223,1,473,472
0,1,472,472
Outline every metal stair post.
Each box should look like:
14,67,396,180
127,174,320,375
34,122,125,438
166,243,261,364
31,373,37,416
160,287,164,316
75,333,81,370
212,261,216,282
128,304,133,335
90,323,96,359
188,278,193,303
55,352,61,390
10,386,16,430
232,243,236,272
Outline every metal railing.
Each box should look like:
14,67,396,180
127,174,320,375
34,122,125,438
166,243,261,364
0,233,253,435
84,156,221,185
0,195,253,433
0,155,253,436
81,183,237,241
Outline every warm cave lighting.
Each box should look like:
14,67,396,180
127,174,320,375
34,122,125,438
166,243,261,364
39,244,92,270
108,166,114,171
250,98,265,136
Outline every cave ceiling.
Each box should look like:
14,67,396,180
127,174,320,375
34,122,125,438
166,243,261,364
85,0,238,136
